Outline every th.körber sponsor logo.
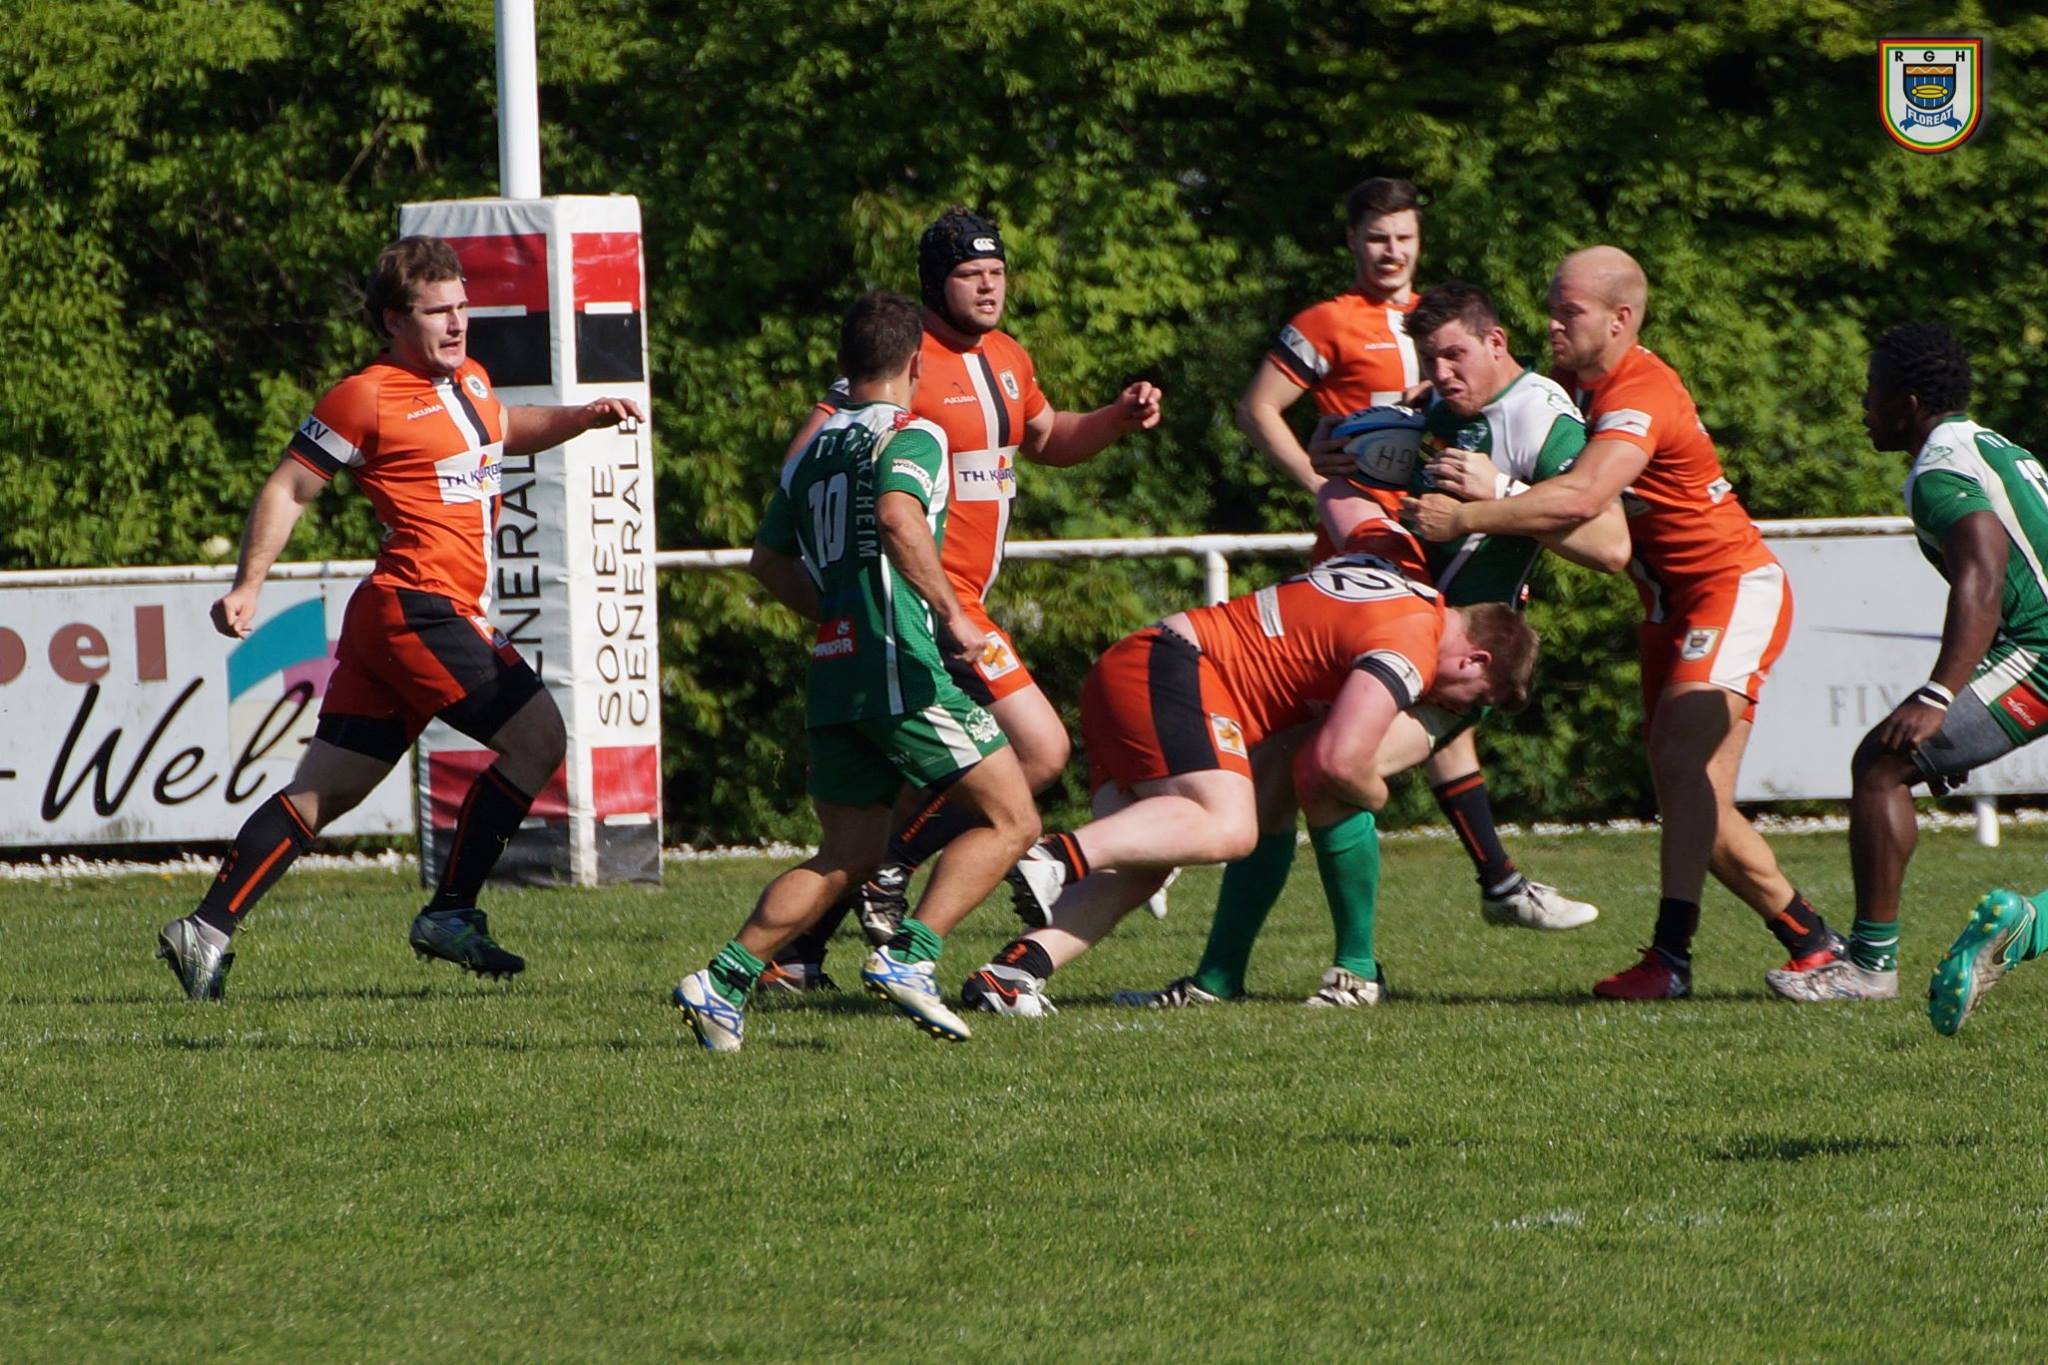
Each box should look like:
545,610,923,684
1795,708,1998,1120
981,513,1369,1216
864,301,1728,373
1880,38,1985,155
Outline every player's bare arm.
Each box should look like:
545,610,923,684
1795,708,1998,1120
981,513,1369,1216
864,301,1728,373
1235,362,1323,495
1537,500,1632,574
747,543,821,621
211,456,328,639
1875,511,2006,753
1418,445,1630,572
503,397,649,456
1019,381,1163,468
1293,668,1402,814
876,488,983,666
1403,437,1647,541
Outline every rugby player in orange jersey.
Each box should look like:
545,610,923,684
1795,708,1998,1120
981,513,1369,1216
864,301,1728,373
764,208,1163,989
1402,245,1843,1000
155,236,645,1002
954,550,1540,1016
1235,177,1597,945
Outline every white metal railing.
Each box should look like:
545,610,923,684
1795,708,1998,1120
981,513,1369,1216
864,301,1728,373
645,518,1917,607
0,518,1916,594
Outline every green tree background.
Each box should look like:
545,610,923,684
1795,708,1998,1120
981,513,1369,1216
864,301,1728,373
4,1,2041,841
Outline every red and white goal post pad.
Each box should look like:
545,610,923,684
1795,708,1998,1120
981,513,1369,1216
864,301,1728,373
398,195,661,886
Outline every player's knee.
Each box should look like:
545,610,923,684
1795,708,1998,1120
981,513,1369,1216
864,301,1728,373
1850,737,1914,795
1016,728,1071,793
987,794,1041,850
1214,824,1259,864
506,690,567,773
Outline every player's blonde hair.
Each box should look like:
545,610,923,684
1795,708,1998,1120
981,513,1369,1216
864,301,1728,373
1457,603,1540,715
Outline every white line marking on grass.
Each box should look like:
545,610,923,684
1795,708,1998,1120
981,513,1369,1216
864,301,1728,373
1498,1209,1585,1230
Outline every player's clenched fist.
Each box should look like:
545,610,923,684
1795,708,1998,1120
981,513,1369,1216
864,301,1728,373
210,585,261,640
1113,381,1163,432
1400,491,1465,542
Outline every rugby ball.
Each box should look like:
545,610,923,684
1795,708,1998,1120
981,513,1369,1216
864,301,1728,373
1332,405,1426,489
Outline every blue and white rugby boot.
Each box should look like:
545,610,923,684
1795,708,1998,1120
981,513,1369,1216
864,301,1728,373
672,969,746,1053
861,948,971,1042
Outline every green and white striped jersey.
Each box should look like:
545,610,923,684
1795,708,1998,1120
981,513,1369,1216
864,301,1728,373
1907,415,2048,725
756,402,954,727
1420,369,1588,605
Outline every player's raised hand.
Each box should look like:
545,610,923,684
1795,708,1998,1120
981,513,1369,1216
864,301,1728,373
1114,381,1163,432
1401,491,1465,543
578,396,648,432
1426,447,1502,501
210,585,261,640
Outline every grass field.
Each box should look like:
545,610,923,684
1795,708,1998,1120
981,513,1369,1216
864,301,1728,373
5,825,2047,1360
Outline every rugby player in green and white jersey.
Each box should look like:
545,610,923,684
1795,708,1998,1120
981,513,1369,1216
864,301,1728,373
671,292,1040,1050
1351,282,1629,604
1115,283,1629,1011
1792,321,2048,1028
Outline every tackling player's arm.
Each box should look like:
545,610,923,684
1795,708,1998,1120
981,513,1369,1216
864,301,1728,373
503,397,649,456
1421,441,1632,573
1236,362,1323,495
1402,438,1647,542
1019,381,1163,468
211,456,328,639
1292,667,1404,814
876,491,984,666
1874,510,2006,752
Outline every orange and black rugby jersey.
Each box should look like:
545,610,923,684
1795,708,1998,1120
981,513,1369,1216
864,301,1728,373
288,356,509,613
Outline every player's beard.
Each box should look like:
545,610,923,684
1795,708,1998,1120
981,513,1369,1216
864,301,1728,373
942,300,1000,337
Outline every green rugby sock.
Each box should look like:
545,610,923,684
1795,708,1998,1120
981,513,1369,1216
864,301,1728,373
709,939,767,1005
1192,832,1297,997
885,917,945,965
1849,917,1899,972
1311,809,1380,980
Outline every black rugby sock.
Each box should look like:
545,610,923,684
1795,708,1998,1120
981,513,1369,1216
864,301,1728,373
194,792,315,935
426,764,535,912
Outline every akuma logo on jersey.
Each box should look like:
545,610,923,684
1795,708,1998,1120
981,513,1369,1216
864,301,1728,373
1880,39,1984,154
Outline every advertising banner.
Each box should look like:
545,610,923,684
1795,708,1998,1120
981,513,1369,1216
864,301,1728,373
0,579,411,845
1740,529,2048,800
